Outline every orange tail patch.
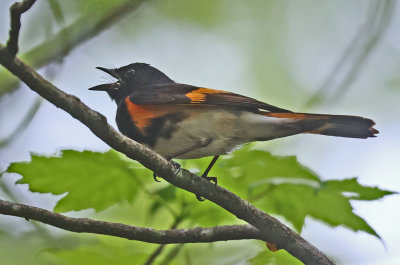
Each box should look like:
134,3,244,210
264,112,378,139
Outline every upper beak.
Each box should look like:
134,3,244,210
96,67,119,79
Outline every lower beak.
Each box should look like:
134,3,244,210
88,83,115,91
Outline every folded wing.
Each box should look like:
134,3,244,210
128,83,291,113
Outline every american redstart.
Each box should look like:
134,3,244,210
89,63,378,199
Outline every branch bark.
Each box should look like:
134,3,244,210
0,199,263,244
0,45,335,265
6,0,37,56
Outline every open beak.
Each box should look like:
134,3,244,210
88,67,120,91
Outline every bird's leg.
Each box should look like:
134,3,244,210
196,155,220,201
152,138,213,182
201,155,219,184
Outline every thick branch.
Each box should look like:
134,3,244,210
0,47,334,265
0,199,263,243
6,0,37,56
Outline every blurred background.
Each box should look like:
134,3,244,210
0,0,399,264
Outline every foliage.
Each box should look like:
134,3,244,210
3,146,394,264
7,150,146,212
249,247,304,265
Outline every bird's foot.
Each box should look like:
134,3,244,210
195,174,218,201
153,160,181,182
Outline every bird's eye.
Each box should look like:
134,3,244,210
127,69,135,76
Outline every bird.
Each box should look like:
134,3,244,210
89,63,378,199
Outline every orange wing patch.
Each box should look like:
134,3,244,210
185,88,225,103
125,97,172,134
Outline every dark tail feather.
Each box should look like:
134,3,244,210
265,113,379,139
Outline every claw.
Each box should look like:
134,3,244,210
170,161,181,175
195,175,218,201
196,194,206,201
152,160,181,182
203,176,217,185
153,172,161,182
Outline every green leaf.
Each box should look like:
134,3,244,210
249,177,393,237
156,185,177,201
180,145,321,200
224,146,321,182
180,146,394,238
46,0,65,25
249,249,304,265
322,178,396,201
7,150,143,212
149,200,162,216
41,239,149,265
155,0,225,28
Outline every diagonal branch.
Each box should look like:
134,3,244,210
6,0,37,57
0,45,334,265
305,0,396,108
158,244,184,265
143,216,184,265
0,199,263,243
330,0,396,100
0,96,42,148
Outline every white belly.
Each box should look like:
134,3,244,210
151,107,290,159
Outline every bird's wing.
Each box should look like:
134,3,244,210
128,83,291,113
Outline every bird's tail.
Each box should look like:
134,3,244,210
264,112,378,139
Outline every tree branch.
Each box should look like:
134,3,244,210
0,199,264,243
0,0,146,96
6,0,37,57
0,45,334,265
158,244,184,265
305,0,396,108
0,96,42,148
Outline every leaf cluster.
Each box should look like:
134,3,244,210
2,146,394,264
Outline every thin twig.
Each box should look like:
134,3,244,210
0,0,146,96
143,217,183,265
0,179,53,240
331,0,396,100
158,244,185,265
305,0,381,108
6,0,37,56
0,96,42,148
306,0,395,107
0,199,263,244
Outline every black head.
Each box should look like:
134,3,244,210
89,63,173,104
